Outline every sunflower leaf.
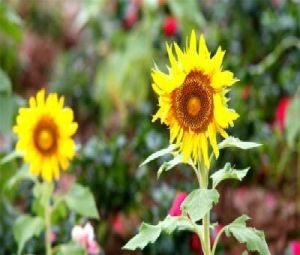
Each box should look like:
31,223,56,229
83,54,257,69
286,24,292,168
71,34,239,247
123,215,195,250
140,144,176,167
181,189,219,222
64,183,99,219
13,215,44,255
211,163,250,188
224,215,270,255
157,154,183,178
218,136,262,150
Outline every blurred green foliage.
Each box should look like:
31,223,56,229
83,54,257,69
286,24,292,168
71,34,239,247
1,0,300,254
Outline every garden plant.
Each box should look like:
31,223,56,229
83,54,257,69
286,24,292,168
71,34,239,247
124,31,270,255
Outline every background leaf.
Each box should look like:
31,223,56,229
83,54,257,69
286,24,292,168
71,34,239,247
64,183,99,219
13,215,44,255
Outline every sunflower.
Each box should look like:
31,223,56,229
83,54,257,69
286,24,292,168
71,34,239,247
152,31,239,168
13,89,78,181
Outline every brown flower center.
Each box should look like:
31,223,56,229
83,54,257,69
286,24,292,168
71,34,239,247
171,70,214,133
34,117,58,154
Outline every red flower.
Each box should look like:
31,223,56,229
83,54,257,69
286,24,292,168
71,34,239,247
169,192,187,216
191,234,203,255
275,97,291,131
163,16,177,37
290,240,300,255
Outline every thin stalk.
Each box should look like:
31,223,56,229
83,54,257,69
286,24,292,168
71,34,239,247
211,227,225,255
198,162,211,255
45,196,52,255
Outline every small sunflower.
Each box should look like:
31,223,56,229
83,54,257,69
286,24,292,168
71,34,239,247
152,31,239,167
13,89,78,181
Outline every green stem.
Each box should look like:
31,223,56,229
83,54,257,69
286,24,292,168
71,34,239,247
198,162,211,255
211,227,225,255
45,195,52,255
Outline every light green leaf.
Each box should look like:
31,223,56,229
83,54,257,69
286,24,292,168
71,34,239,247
65,183,99,219
0,69,14,134
225,215,270,255
5,165,36,190
0,68,12,93
0,150,22,165
123,223,161,250
157,154,183,178
218,137,262,150
181,189,219,222
123,215,194,250
140,144,176,167
0,2,23,42
211,163,250,188
13,215,44,255
55,242,85,255
160,215,194,234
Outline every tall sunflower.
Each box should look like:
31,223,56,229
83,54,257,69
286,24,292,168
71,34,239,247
152,31,239,167
13,89,78,181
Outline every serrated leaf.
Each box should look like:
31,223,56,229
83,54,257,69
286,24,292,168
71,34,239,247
123,223,161,250
13,215,44,255
181,189,219,222
140,144,176,167
123,215,195,250
64,183,99,219
225,215,270,255
211,163,250,188
218,137,261,150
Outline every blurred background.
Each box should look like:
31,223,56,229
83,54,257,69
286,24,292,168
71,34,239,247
1,0,300,254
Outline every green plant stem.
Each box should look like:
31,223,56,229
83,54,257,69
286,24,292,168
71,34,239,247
211,227,225,255
197,161,211,255
45,196,52,255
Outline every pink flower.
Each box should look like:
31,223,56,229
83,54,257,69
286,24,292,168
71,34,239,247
291,240,300,255
71,222,100,255
112,214,125,236
169,192,187,216
163,16,177,37
275,97,291,131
